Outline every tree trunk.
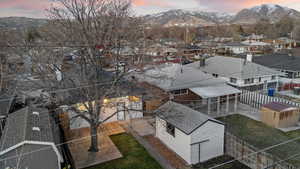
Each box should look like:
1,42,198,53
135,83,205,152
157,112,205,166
88,124,99,152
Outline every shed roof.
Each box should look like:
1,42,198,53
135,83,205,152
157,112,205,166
262,102,298,112
156,101,223,135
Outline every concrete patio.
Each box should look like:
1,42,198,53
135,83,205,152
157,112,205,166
67,122,125,169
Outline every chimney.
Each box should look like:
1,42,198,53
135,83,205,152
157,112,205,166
246,53,253,62
199,57,206,67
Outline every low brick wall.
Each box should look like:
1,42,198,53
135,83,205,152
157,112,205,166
225,132,296,169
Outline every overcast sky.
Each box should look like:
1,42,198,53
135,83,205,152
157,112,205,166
1,0,300,18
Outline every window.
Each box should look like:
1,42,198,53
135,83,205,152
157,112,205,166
259,77,262,82
244,78,254,84
166,122,175,137
172,89,188,96
230,78,237,83
271,76,276,80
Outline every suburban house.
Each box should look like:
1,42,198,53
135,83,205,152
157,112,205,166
133,63,241,115
0,107,63,169
261,102,300,128
155,101,225,165
223,42,249,54
245,34,265,41
186,55,284,91
240,40,270,54
67,96,144,130
253,52,300,79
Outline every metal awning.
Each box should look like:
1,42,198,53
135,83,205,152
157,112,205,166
190,84,241,99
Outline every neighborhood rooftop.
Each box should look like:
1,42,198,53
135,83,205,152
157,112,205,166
0,106,62,169
253,53,300,72
134,63,225,91
186,56,284,79
262,102,298,112
156,101,223,135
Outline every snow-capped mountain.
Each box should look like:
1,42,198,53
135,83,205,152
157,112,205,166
232,4,300,24
143,9,234,27
143,4,300,27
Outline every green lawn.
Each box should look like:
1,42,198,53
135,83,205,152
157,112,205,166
217,115,300,167
193,155,251,169
85,133,163,169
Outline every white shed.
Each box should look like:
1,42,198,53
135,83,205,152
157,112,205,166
155,101,225,165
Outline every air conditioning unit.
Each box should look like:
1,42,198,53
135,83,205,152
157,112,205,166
32,111,39,116
32,127,40,131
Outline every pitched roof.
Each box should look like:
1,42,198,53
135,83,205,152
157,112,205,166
156,101,223,135
224,42,249,47
186,56,283,79
0,107,62,169
134,63,225,91
253,53,300,72
262,102,298,112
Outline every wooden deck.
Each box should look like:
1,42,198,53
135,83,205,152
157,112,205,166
66,122,125,169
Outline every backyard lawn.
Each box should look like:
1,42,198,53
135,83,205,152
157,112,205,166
85,133,163,169
193,155,251,169
217,114,300,167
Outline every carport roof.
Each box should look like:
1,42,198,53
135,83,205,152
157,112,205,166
190,84,241,99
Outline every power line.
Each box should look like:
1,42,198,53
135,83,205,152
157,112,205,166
208,136,300,169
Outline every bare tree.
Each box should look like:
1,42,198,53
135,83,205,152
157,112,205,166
292,25,300,40
25,0,143,152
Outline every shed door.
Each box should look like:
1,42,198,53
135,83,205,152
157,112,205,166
191,140,210,164
191,144,200,164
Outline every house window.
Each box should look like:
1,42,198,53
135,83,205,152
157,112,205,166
244,78,254,84
271,76,276,80
230,78,237,83
259,77,262,82
172,89,188,96
166,122,175,137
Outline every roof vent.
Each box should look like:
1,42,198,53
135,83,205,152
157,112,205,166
32,112,39,116
32,127,40,131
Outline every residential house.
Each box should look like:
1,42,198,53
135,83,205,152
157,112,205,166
241,40,271,54
264,38,297,51
67,96,144,130
155,101,225,165
245,34,265,41
0,107,63,169
223,42,249,54
252,51,300,79
261,102,300,128
186,56,284,91
133,63,241,115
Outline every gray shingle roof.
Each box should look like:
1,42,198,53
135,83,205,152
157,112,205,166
0,106,61,169
156,101,223,135
186,56,283,79
253,53,300,72
135,64,225,91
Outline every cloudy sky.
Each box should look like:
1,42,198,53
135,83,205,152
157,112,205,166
1,0,300,18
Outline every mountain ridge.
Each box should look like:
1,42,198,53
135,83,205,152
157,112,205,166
142,4,300,27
